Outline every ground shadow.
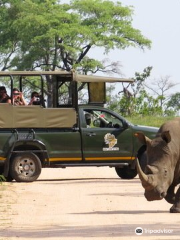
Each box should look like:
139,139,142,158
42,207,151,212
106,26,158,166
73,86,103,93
1,223,179,238
70,209,168,215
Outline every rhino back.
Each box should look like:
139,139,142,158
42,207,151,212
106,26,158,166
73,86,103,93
157,117,180,137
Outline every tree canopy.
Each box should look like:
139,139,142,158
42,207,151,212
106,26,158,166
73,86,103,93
0,0,151,72
0,1,178,116
0,0,153,107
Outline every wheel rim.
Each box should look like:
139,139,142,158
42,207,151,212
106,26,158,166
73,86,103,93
17,158,36,177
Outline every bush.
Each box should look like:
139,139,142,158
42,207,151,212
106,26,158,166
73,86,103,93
0,175,6,183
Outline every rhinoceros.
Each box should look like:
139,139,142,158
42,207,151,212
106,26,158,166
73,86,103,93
135,117,180,213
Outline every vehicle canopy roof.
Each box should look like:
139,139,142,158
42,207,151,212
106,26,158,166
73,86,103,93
0,70,133,83
0,70,134,108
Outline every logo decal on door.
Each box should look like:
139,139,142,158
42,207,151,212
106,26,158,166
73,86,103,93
103,133,119,151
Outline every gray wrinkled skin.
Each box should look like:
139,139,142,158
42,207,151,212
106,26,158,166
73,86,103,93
136,117,180,213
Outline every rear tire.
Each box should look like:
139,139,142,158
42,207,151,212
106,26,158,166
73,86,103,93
115,165,137,179
10,153,42,182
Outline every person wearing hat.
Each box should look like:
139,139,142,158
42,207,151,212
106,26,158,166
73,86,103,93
0,86,11,103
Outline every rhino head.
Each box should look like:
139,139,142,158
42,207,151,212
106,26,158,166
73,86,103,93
135,131,174,201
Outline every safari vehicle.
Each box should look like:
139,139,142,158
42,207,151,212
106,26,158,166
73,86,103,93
0,71,158,182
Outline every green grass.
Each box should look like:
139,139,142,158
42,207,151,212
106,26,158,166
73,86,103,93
0,175,6,183
126,115,176,128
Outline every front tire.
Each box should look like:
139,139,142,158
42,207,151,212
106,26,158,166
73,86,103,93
10,153,42,182
115,166,137,179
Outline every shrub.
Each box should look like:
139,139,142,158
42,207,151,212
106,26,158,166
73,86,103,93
0,175,6,183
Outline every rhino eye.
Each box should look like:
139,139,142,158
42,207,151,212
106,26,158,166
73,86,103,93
164,169,168,177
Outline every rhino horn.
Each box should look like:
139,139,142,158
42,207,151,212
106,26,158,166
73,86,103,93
136,158,155,190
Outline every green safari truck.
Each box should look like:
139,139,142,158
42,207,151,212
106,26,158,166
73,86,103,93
0,71,158,182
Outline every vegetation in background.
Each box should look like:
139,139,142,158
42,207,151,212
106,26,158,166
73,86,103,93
107,66,179,118
0,0,151,107
126,115,175,128
0,175,6,183
0,1,179,117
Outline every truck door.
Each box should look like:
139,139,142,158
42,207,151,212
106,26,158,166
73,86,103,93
80,107,134,163
37,130,82,163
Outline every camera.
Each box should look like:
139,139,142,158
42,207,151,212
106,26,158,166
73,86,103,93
33,96,40,105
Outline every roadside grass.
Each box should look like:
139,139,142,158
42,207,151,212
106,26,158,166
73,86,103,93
126,115,175,128
0,175,6,183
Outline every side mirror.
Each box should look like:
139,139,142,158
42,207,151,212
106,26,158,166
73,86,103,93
123,121,129,129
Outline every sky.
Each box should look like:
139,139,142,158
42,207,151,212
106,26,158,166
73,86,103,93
89,0,180,95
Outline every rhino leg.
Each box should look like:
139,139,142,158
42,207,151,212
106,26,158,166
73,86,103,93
170,187,180,213
165,185,176,204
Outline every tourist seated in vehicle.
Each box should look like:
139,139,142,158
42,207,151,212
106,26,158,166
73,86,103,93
85,113,92,127
28,91,41,105
0,86,11,103
12,88,27,105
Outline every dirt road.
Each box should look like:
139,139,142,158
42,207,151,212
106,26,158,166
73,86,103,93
0,167,180,240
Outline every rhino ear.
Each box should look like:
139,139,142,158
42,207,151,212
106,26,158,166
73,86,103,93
135,132,151,146
161,131,171,143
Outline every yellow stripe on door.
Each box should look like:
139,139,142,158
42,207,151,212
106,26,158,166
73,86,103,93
49,157,135,161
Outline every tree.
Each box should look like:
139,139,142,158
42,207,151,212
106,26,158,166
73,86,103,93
145,75,178,108
107,67,180,117
77,57,123,75
0,0,151,106
166,92,180,115
117,66,153,116
109,66,168,117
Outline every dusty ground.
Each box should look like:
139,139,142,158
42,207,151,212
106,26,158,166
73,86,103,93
0,167,180,240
